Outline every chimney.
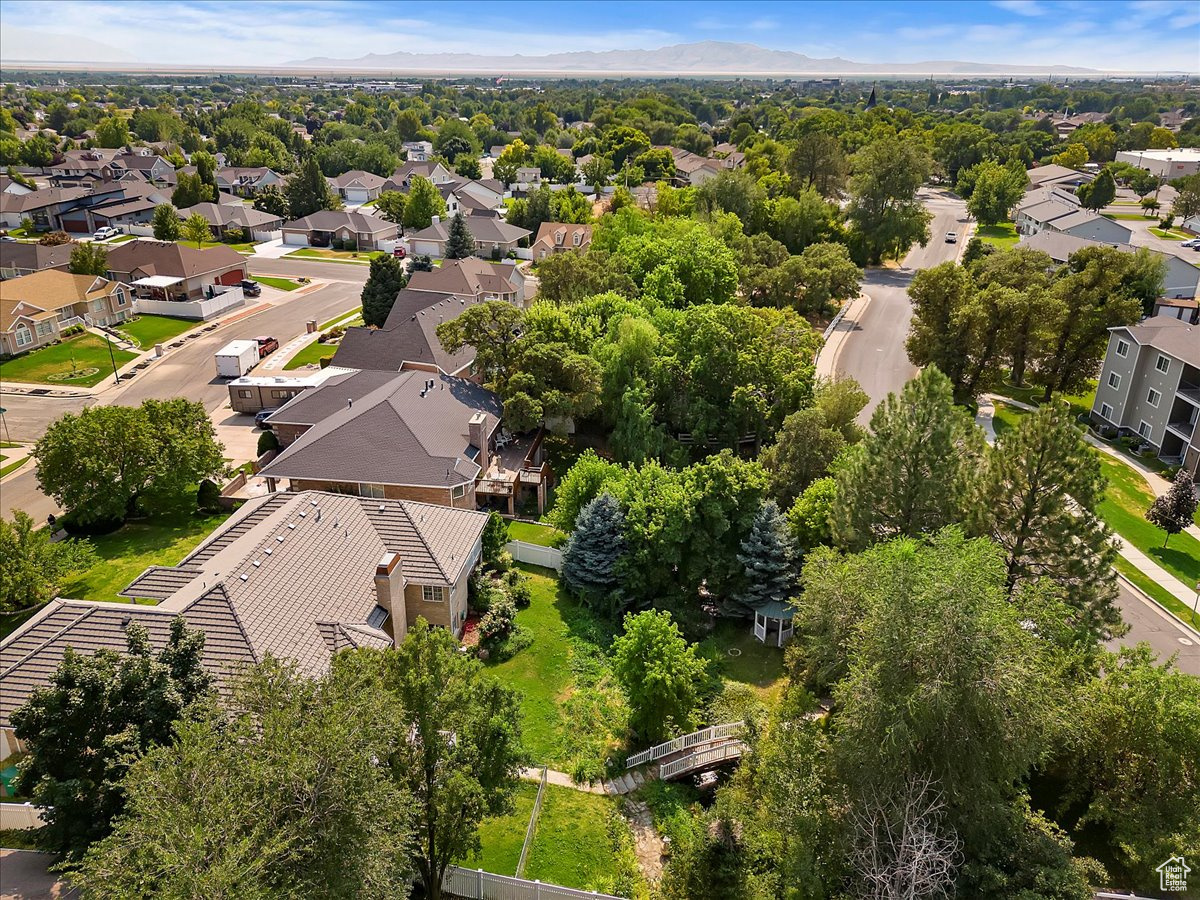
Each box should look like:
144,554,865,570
468,412,489,472
432,215,441,226
375,551,407,643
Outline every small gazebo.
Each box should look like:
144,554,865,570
752,600,795,647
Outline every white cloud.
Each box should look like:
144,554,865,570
992,0,1045,15
746,17,780,31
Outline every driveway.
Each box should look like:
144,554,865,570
0,849,76,899
250,237,293,259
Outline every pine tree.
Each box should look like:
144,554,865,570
736,500,796,613
444,212,475,260
560,492,626,616
360,254,408,328
1147,469,1198,548
972,401,1120,640
832,367,982,550
284,156,340,219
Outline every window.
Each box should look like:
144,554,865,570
1107,372,1121,389
15,327,32,347
451,484,467,500
572,232,582,246
422,584,446,603
1138,421,1152,439
359,483,386,499
1100,403,1113,419
1115,339,1129,357
114,289,126,307
36,321,54,337
1156,354,1171,374
237,389,252,399
1147,388,1161,407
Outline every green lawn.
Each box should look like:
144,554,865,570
1103,212,1153,221
507,520,567,548
698,618,787,702
1095,454,1200,594
252,275,301,292
461,781,538,875
1149,227,1189,240
0,332,137,387
182,240,255,253
976,222,1019,248
524,785,625,891
318,306,362,330
283,340,334,370
286,248,383,264
990,400,1029,436
0,456,29,478
58,509,231,603
102,234,136,244
0,442,20,448
115,314,195,348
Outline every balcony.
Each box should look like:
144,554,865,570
1176,383,1200,407
1166,418,1197,440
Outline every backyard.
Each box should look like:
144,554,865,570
115,314,195,348
0,332,137,387
507,520,566,547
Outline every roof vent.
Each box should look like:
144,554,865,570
276,535,285,542
348,398,353,408
252,560,261,567
299,510,306,518
264,547,273,555
239,573,248,581
311,499,318,506
287,522,296,529
379,503,386,511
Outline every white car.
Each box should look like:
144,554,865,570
93,226,120,241
1181,238,1200,249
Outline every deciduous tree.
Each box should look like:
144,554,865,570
68,240,108,275
0,511,95,614
151,202,181,241
612,610,708,744
181,211,213,248
402,174,448,230
1146,468,1198,548
846,137,933,264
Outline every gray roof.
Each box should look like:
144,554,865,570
1051,209,1128,236
406,257,522,297
409,217,529,245
329,170,386,190
180,201,283,230
1026,164,1092,187
1018,197,1080,225
0,241,75,273
0,491,488,726
265,369,400,426
1115,316,1200,368
259,371,502,488
282,209,398,236
331,289,482,374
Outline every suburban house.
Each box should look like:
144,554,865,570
331,288,483,376
1091,316,1200,477
227,365,358,414
669,147,724,186
260,370,553,515
215,167,283,196
1021,231,1200,301
515,166,542,186
407,215,530,259
328,170,387,204
1025,163,1093,191
407,257,531,305
104,153,176,185
0,270,133,356
0,174,33,197
45,149,118,179
281,210,400,250
0,241,74,280
1114,148,1200,179
0,183,126,230
0,490,490,758
177,201,284,241
383,161,455,192
531,222,592,259
105,239,248,304
63,194,162,233
402,140,433,161
1015,189,1131,243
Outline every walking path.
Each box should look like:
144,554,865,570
0,443,32,483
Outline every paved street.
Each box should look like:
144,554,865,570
1110,580,1200,676
2,260,366,522
826,189,969,424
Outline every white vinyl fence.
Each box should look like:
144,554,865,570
442,867,623,900
135,286,245,320
0,802,45,830
505,540,561,571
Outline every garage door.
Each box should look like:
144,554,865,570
61,217,90,233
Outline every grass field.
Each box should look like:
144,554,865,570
252,275,301,292
1103,212,1153,221
283,341,334,370
0,456,29,478
0,332,137,387
115,315,195,348
976,222,1019,248
318,306,362,330
286,248,383,264
58,509,231,603
523,785,623,890
507,520,566,547
698,619,787,701
461,782,538,875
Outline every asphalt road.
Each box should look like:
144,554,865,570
831,189,969,425
1110,580,1200,676
2,262,366,522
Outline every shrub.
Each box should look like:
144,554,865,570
343,239,358,252
256,430,279,455
331,237,344,251
38,230,71,246
196,478,222,512
318,355,332,369
223,226,246,244
479,595,517,644
503,569,531,609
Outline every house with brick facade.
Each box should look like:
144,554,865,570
259,369,551,514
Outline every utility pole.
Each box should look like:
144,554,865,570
105,334,120,386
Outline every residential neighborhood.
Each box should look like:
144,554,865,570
1,3,1199,899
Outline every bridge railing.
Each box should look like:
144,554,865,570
625,721,744,769
659,740,746,780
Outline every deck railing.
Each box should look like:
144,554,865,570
442,866,624,900
625,721,744,768
659,740,747,780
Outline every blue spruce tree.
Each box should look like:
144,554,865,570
561,492,626,617
736,500,796,613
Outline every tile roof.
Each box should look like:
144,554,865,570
0,491,488,726
331,289,481,374
259,371,501,488
104,239,247,279
406,257,522,298
408,217,529,245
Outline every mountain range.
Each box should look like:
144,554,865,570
285,40,1100,75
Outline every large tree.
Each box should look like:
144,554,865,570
1076,168,1116,211
612,609,708,744
374,620,525,900
831,368,982,550
962,160,1026,225
444,211,475,260
361,252,408,327
252,183,290,219
0,511,96,614
735,500,795,614
972,402,1119,640
72,658,415,898
68,240,108,275
1146,468,1198,548
846,137,933,264
760,407,845,509
403,175,448,231
561,492,626,616
285,156,341,219
12,618,212,860
151,202,181,241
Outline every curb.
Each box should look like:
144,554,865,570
1115,572,1200,642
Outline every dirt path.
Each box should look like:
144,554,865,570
623,798,665,884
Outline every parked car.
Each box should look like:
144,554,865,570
945,232,958,244
392,246,406,258
240,279,262,297
255,408,279,428
93,226,120,240
0,234,15,243
255,336,279,357
1181,238,1200,248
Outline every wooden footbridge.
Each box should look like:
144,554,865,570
623,721,747,782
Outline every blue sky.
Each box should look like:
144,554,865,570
1,0,1197,71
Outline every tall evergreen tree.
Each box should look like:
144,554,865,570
360,254,408,328
1146,469,1198,548
972,401,1119,639
444,212,475,260
561,492,626,616
735,500,796,613
285,156,340,219
832,367,982,550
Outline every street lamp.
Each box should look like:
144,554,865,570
105,334,120,386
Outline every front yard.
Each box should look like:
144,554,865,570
0,332,137,387
286,247,384,264
252,275,301,292
975,222,1019,248
283,340,335,370
115,314,196,348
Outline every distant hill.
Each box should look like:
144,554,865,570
285,40,1099,75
